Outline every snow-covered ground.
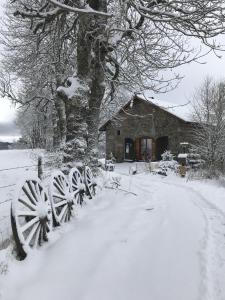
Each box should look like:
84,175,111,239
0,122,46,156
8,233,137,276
0,155,225,300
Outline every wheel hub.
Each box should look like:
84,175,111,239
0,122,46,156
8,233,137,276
77,182,85,192
65,192,74,204
36,202,50,220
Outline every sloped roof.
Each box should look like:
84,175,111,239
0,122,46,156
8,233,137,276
137,94,193,122
99,94,194,131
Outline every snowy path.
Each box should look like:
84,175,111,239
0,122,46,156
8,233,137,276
1,169,225,300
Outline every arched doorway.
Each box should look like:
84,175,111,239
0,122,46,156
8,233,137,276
124,138,135,160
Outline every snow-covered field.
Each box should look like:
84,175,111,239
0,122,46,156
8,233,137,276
0,152,225,300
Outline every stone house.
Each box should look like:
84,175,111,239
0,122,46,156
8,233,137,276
100,94,195,162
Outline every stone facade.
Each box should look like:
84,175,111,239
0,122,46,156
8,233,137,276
100,96,194,162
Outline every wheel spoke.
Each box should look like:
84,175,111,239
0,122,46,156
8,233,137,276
55,176,64,190
53,181,65,195
17,210,38,217
58,205,68,222
25,222,40,246
62,177,69,190
54,200,67,208
46,221,51,232
22,185,37,205
53,193,67,201
72,177,78,187
35,183,43,202
58,176,68,192
62,210,68,223
33,224,41,248
18,197,36,211
27,181,39,203
21,216,39,233
76,194,81,205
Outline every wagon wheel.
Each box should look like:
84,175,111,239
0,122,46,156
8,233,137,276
11,178,52,260
84,166,96,199
69,167,86,206
50,171,75,226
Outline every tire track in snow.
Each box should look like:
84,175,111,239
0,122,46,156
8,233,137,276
130,176,205,300
110,170,225,299
155,179,225,300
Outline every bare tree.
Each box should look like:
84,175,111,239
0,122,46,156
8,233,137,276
192,77,225,177
1,0,225,167
0,3,76,149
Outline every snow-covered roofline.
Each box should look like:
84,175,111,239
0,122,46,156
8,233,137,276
99,94,194,131
136,94,193,123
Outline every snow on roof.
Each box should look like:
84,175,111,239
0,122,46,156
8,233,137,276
137,94,193,122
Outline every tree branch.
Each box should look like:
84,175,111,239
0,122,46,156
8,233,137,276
48,0,112,17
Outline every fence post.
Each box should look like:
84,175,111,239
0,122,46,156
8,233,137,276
38,156,43,180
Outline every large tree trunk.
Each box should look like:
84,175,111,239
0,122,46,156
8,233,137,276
52,106,60,149
63,91,88,163
62,14,91,164
86,0,107,168
54,94,67,148
61,0,107,167
86,40,106,167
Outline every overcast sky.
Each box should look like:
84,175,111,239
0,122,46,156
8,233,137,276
0,2,225,142
0,0,20,142
153,44,225,104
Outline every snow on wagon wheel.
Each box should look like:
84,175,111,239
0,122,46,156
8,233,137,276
69,167,86,206
11,178,53,260
50,171,75,226
84,166,96,199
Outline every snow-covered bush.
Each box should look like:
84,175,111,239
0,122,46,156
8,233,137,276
159,150,178,172
159,159,179,171
161,150,174,161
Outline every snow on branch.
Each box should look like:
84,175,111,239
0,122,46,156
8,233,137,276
131,0,225,38
14,0,112,24
48,0,112,17
14,7,62,20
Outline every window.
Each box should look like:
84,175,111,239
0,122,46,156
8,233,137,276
117,130,120,136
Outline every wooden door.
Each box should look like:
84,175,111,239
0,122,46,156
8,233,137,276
124,138,135,160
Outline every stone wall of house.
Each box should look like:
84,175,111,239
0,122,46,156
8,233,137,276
105,98,194,162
